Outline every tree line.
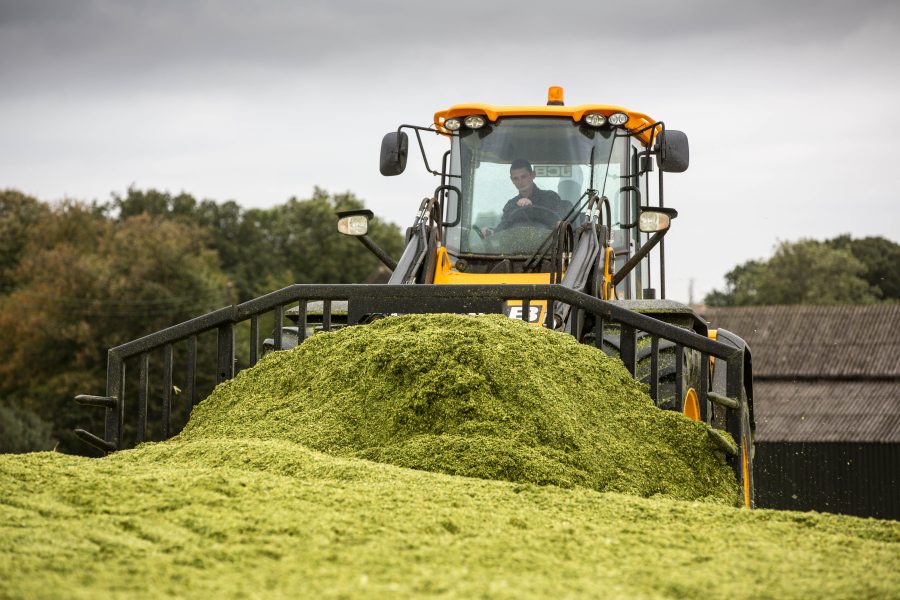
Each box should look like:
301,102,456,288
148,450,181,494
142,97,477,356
2,185,896,454
704,236,900,306
0,187,404,454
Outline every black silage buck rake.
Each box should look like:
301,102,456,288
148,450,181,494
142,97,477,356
75,283,755,506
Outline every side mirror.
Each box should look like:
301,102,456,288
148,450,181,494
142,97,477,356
336,209,374,236
656,130,689,173
638,207,678,233
380,131,409,176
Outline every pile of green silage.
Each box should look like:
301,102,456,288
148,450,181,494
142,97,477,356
1,313,898,599
179,313,737,503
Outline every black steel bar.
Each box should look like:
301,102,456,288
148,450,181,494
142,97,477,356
75,395,118,409
274,305,283,351
650,336,659,402
707,428,737,455
521,299,531,322
725,356,745,486
699,354,710,422
163,344,173,439
108,285,738,361
620,325,637,376
709,391,739,409
611,230,668,287
249,314,259,367
297,301,308,344
74,429,117,453
658,156,666,299
106,354,124,449
355,235,398,271
217,323,235,384
674,343,684,412
187,335,197,408
545,299,555,328
594,315,605,351
137,352,149,444
323,300,332,331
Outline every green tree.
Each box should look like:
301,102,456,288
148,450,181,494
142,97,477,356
705,238,882,306
0,403,56,453
102,186,404,301
825,235,900,302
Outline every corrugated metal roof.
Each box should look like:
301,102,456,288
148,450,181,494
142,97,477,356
754,381,900,443
701,305,900,378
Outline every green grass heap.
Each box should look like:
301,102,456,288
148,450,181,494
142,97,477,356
179,314,737,503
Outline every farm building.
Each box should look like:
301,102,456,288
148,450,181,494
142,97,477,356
700,305,900,519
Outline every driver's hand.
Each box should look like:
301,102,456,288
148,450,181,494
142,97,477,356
480,227,494,237
516,198,532,207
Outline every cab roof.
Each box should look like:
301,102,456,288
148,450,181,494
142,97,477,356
434,103,661,146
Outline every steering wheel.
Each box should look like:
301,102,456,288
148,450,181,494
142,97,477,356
501,204,560,229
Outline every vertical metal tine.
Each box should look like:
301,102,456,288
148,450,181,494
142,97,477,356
575,309,585,340
187,335,197,408
725,355,745,486
297,301,308,344
620,324,637,376
274,305,283,350
674,343,684,412
217,323,235,384
650,336,659,402
106,354,124,450
138,353,149,444
249,314,259,367
545,299,555,328
699,352,710,422
323,300,332,331
163,344,173,439
595,315,605,351
521,299,531,322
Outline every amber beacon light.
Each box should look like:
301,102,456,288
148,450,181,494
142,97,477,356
547,86,564,106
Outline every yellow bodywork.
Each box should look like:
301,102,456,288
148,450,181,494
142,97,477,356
434,103,660,146
432,247,552,286
433,248,550,324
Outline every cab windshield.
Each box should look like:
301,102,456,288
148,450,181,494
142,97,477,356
445,117,627,258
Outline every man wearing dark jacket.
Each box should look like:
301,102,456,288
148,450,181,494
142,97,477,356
495,159,570,231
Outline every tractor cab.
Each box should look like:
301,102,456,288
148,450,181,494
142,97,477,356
344,86,689,302
442,115,624,268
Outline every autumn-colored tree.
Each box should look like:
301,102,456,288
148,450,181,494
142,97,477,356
0,190,50,294
1,186,405,454
0,202,231,453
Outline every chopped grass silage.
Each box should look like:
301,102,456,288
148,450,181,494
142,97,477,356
1,440,898,599
179,314,738,503
2,313,899,599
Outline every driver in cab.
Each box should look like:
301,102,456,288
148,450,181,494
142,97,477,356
484,159,571,235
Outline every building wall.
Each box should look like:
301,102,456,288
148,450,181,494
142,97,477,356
755,442,900,520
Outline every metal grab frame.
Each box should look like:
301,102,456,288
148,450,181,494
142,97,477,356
75,283,750,501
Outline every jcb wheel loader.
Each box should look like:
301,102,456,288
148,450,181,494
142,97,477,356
75,87,756,507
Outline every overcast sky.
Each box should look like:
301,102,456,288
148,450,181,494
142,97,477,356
2,0,899,302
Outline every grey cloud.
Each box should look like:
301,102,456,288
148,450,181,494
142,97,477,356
3,0,897,86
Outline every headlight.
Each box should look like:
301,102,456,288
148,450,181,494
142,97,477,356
444,118,462,131
584,113,607,127
608,112,629,126
464,115,486,129
337,215,369,236
638,211,670,233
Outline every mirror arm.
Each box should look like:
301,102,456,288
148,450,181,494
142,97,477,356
398,124,448,177
353,234,398,271
611,228,668,287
